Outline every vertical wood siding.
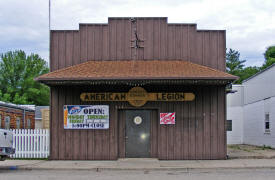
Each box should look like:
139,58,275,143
49,17,227,160
49,85,226,160
50,17,226,71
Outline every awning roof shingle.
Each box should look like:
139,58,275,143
36,60,238,85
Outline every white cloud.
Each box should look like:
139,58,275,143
0,0,49,61
0,0,274,67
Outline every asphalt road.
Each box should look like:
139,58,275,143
1,169,275,180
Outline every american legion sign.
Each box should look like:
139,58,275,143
36,17,237,160
80,87,195,107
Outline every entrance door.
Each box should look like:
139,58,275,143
125,110,151,158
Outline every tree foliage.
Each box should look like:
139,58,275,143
261,46,275,70
237,66,260,83
226,48,250,84
226,46,275,84
226,48,246,75
0,50,49,105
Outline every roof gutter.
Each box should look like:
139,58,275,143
37,78,236,86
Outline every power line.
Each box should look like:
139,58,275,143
49,0,51,70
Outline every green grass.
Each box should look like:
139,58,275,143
228,144,274,152
261,145,272,150
242,148,253,152
227,145,241,150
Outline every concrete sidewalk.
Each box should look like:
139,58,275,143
1,158,275,171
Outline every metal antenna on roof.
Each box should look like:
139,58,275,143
129,17,136,23
130,18,144,60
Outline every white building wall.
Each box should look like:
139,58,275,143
243,64,275,105
227,106,243,144
227,65,275,147
243,97,275,148
227,85,244,144
35,120,42,129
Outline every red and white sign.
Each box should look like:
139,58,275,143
160,112,175,124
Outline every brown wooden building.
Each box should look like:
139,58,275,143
36,17,237,160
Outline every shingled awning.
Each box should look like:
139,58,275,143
35,60,238,85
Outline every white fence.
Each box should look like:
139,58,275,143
11,129,50,158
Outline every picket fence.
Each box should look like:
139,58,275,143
11,129,50,158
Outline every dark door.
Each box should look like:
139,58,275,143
125,110,151,158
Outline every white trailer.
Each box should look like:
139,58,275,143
0,129,15,160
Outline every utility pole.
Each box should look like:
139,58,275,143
49,0,51,70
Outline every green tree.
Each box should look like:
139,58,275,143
226,47,275,84
0,50,49,105
226,48,246,75
261,46,275,70
237,66,260,83
226,48,247,83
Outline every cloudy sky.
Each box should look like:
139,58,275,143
0,0,274,67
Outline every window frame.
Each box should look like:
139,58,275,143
27,118,31,129
227,120,232,131
265,113,270,133
16,116,21,129
5,115,11,129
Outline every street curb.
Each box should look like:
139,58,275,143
0,166,19,170
2,166,275,171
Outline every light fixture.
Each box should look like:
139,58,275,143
133,116,142,125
